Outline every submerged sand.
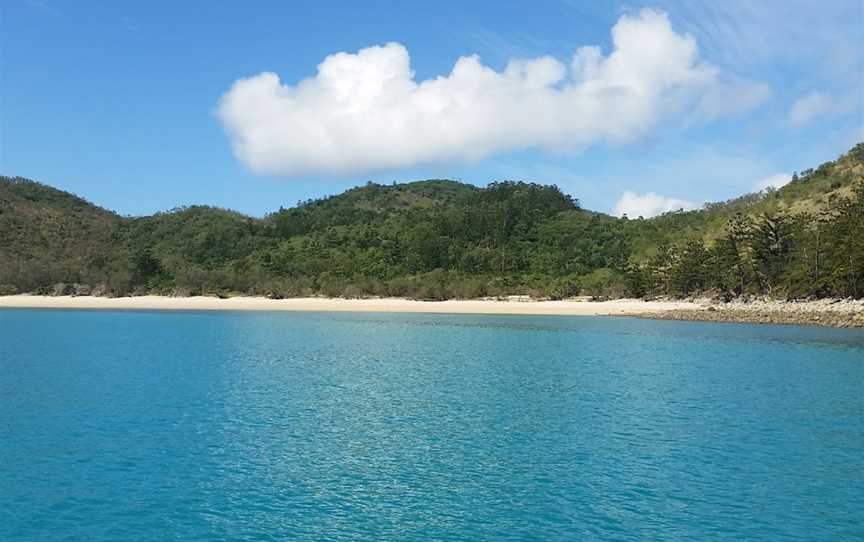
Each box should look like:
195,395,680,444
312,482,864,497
0,295,699,316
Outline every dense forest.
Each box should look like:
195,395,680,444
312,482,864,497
1,144,862,301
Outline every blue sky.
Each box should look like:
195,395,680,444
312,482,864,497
2,0,862,217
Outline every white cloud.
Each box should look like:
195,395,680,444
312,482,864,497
787,91,857,128
691,76,772,121
787,92,831,128
613,191,697,218
752,173,792,192
218,9,767,177
655,0,862,76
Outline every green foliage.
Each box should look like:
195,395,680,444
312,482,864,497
0,284,19,295
546,274,582,300
750,213,793,295
0,176,121,292
579,268,623,299
1,144,862,300
670,239,709,296
623,264,648,299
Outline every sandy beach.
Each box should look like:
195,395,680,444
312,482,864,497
2,296,861,326
0,295,701,316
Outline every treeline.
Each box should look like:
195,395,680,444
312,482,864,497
1,144,862,301
623,184,864,300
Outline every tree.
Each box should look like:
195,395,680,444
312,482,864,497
713,214,753,297
750,213,792,295
670,239,709,296
2,144,862,301
131,248,163,288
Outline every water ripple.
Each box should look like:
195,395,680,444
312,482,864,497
1,309,863,541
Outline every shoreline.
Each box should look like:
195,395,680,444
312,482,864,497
634,300,864,328
0,295,700,316
0,295,861,327
634,310,864,328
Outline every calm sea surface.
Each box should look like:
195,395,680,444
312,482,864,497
1,309,863,541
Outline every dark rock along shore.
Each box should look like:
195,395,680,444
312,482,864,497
638,309,864,328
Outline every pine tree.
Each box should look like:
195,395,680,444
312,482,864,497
751,213,792,295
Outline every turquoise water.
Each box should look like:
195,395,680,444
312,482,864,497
1,310,863,541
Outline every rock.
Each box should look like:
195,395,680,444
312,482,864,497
73,284,92,296
51,283,74,296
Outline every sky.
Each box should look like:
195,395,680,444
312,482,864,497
2,0,862,218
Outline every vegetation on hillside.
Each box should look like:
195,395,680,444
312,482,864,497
1,144,862,300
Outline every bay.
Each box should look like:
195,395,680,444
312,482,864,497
1,309,863,541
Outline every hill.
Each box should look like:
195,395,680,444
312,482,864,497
0,177,123,294
1,144,862,299
638,143,864,246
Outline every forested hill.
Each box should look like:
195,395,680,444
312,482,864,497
1,144,862,300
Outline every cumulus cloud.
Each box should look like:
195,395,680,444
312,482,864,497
613,191,697,218
218,9,767,176
753,173,792,192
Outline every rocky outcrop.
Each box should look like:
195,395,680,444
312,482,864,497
637,299,864,328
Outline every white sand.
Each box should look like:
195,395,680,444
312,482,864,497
0,295,702,316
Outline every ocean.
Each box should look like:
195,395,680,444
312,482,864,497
2,309,863,541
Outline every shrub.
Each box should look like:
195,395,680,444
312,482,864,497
0,284,19,295
341,284,364,298
547,275,581,300
579,268,624,300
317,272,348,297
